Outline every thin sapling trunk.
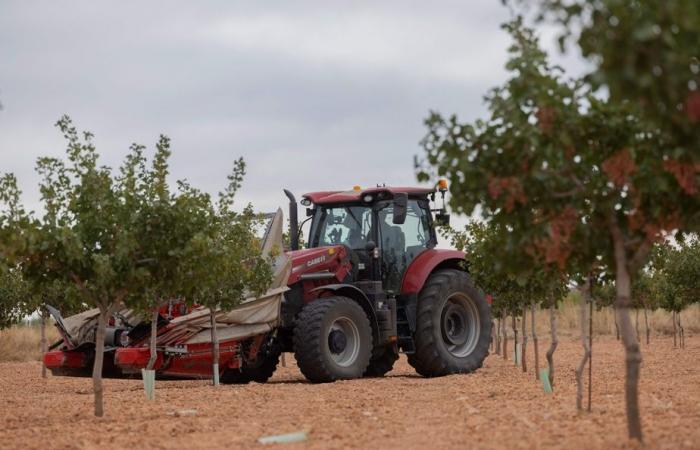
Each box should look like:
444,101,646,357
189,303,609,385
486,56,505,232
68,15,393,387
92,307,109,417
40,309,47,379
495,318,501,355
677,312,685,349
146,309,159,370
512,315,518,366
210,309,220,386
546,302,558,388
531,300,539,382
502,312,508,361
643,308,650,346
672,311,677,348
635,309,640,342
575,284,591,411
614,305,620,340
521,309,528,373
588,294,593,412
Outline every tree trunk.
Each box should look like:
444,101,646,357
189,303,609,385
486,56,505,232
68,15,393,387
521,309,528,373
677,312,685,350
511,315,518,366
531,300,539,382
588,294,593,412
575,283,591,411
614,305,620,340
502,312,508,361
40,309,47,379
546,302,558,387
495,318,501,355
92,308,109,417
672,311,677,348
635,309,640,343
643,308,650,346
146,309,159,370
210,310,220,386
612,233,644,441
490,320,495,352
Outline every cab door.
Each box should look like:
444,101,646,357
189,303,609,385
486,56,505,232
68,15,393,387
377,199,434,294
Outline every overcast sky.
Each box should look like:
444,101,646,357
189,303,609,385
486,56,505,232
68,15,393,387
0,1,588,229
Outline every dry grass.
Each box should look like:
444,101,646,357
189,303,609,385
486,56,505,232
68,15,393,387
0,323,60,362
510,300,700,338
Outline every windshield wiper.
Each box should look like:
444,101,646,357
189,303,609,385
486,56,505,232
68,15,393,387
345,207,362,228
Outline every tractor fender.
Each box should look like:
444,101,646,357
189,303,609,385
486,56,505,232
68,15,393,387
309,284,380,340
400,249,466,295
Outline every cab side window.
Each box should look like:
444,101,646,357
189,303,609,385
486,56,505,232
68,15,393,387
379,200,432,293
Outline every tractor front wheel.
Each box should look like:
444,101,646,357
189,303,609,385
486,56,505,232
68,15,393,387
408,270,491,377
294,296,372,383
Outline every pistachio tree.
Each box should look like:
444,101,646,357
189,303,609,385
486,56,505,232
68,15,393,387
183,159,274,386
417,20,699,440
657,240,700,349
0,268,30,329
3,117,154,417
0,174,29,329
119,138,214,374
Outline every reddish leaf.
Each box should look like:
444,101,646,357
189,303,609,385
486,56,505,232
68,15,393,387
663,159,698,195
536,106,556,134
601,148,637,187
685,91,700,123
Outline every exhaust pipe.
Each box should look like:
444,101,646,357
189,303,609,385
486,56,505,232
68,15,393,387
283,189,299,251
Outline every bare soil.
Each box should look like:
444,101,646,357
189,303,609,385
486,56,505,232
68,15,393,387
1,336,698,450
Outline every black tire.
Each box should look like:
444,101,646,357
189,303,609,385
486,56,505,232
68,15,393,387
363,345,399,377
294,296,372,383
407,270,491,377
221,342,281,384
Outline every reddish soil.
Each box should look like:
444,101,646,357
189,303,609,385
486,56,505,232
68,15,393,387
1,336,698,450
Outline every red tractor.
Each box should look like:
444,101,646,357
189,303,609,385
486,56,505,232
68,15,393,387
44,183,491,383
278,183,491,381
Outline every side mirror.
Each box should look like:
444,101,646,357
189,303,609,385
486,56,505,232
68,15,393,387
306,207,314,217
435,211,450,226
392,193,408,225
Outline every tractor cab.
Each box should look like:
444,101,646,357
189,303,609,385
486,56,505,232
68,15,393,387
302,186,441,294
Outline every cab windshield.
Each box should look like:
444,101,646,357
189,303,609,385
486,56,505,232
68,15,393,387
310,205,372,250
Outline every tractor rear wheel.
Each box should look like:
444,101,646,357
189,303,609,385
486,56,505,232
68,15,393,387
408,269,491,377
363,345,399,377
294,296,372,383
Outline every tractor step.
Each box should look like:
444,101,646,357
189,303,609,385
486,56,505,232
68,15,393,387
396,299,416,354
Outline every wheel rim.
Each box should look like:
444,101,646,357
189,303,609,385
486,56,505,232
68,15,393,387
440,293,480,358
328,316,361,367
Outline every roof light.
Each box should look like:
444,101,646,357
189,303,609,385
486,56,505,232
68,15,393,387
353,185,361,191
362,194,374,203
300,198,311,206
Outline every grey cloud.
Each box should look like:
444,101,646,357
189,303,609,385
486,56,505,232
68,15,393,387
0,1,588,219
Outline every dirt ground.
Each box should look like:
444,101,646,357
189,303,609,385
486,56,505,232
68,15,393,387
1,336,698,450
